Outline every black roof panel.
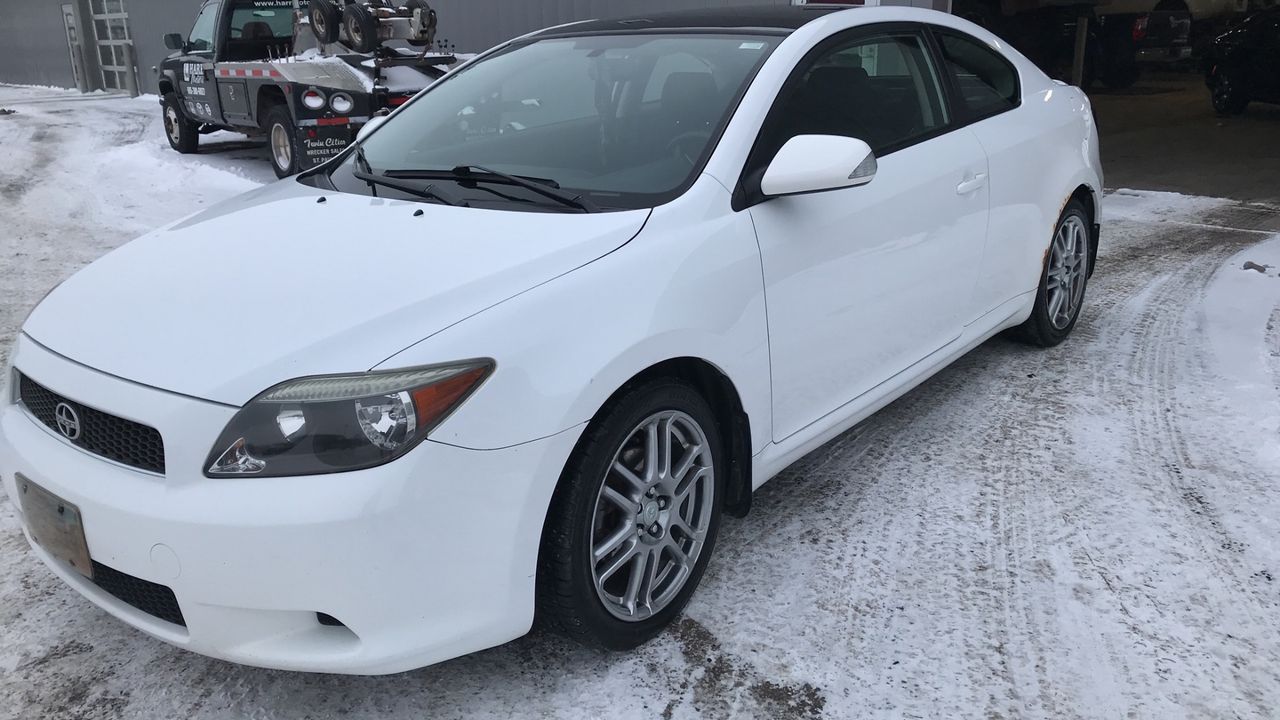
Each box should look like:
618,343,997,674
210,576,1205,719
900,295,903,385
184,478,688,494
531,5,847,38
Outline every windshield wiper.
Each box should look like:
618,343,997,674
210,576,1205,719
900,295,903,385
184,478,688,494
352,170,467,208
385,165,598,213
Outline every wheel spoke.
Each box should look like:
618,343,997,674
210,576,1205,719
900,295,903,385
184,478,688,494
639,549,659,611
601,483,636,513
611,460,645,494
665,537,690,567
674,465,709,502
1048,288,1065,322
621,551,646,613
594,524,634,562
643,419,661,484
671,442,702,483
599,541,639,584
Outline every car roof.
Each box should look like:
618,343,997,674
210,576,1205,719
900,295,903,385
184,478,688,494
530,5,848,38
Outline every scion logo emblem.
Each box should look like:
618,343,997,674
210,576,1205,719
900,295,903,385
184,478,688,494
54,403,81,441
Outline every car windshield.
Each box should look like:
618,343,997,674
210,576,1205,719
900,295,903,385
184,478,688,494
329,33,780,211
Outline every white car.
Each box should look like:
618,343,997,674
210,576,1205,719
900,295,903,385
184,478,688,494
1,5,1101,674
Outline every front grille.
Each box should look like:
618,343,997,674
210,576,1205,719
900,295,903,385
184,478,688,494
91,561,186,626
18,373,166,474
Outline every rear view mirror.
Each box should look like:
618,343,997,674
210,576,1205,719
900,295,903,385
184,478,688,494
163,33,185,51
760,135,877,198
356,115,389,143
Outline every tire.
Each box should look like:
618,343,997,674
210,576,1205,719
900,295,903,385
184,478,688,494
1210,68,1249,116
342,3,379,53
1014,199,1093,347
264,104,298,178
403,0,437,48
537,379,726,651
161,93,199,154
310,0,341,44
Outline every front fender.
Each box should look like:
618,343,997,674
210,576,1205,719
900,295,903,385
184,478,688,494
375,175,773,455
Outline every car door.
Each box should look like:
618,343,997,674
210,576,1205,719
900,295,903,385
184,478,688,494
744,26,990,442
176,0,224,125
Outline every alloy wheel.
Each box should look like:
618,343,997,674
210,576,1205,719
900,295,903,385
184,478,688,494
1047,214,1088,330
590,410,715,622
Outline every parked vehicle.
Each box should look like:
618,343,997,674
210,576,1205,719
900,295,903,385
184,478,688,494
159,0,451,177
2,5,1102,674
954,0,1212,89
1206,6,1280,114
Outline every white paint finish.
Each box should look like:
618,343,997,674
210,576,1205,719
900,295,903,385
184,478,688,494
760,134,877,197
381,175,775,453
967,82,1103,319
2,336,585,674
751,128,991,440
2,7,1103,673
23,181,650,406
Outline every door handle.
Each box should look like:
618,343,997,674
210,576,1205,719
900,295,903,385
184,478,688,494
956,173,988,195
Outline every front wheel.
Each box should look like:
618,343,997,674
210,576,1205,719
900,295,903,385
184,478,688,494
161,93,199,154
537,379,724,650
264,104,298,178
1210,69,1249,116
1014,199,1092,347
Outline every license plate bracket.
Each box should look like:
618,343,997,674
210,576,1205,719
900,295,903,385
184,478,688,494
17,474,93,579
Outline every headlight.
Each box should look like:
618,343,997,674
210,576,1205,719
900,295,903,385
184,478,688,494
301,89,326,110
205,359,493,478
330,92,354,114
7,279,65,403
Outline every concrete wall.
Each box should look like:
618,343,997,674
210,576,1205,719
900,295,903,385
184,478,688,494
0,0,80,88
1,0,950,92
0,0,201,91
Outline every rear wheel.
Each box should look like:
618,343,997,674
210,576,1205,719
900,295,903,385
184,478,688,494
1014,199,1092,347
161,93,198,154
537,379,724,650
403,0,437,48
1211,68,1249,115
264,104,298,178
310,0,341,44
342,4,379,53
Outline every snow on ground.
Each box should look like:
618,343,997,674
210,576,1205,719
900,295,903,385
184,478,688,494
1,86,1279,719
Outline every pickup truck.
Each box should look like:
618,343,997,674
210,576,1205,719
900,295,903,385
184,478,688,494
158,0,453,177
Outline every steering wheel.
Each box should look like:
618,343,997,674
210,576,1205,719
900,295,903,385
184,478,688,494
666,130,713,166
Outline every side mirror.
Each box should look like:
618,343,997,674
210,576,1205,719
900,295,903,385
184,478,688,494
356,115,389,143
163,33,186,51
760,135,877,198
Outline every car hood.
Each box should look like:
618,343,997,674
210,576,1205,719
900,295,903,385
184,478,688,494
24,180,649,406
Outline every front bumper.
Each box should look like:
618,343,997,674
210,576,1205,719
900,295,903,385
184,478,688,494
0,335,582,674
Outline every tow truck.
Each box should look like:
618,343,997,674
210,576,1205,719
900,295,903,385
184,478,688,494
158,0,454,177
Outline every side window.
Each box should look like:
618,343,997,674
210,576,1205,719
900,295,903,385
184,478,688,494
935,32,1019,119
753,30,949,164
187,1,220,53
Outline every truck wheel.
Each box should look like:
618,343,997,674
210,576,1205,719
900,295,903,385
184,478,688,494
1210,69,1249,116
310,0,341,44
342,4,379,53
403,0,437,48
264,104,299,178
161,93,199,154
